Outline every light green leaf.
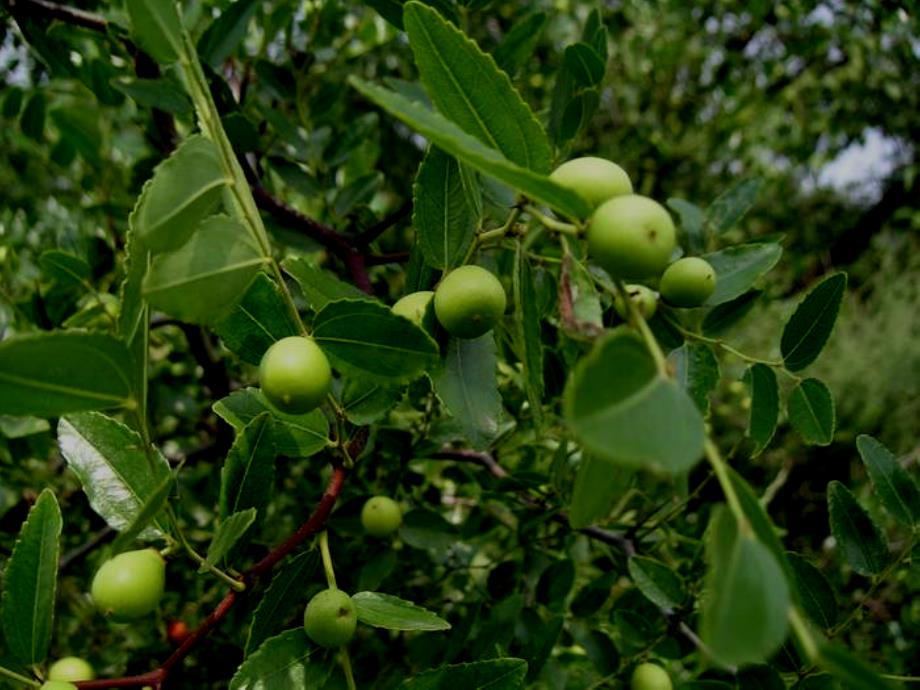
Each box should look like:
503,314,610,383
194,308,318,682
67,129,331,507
827,481,888,576
788,378,835,446
230,629,331,690
126,0,183,64
399,659,528,690
564,329,705,473
781,273,847,372
702,243,782,306
856,434,920,528
404,1,551,172
0,490,61,666
201,508,257,573
787,552,837,630
352,591,451,631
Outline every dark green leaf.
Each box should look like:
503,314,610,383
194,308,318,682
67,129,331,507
856,434,920,528
126,0,183,64
50,106,102,165
340,379,404,425
400,508,458,554
702,289,762,336
570,572,616,618
668,343,720,414
111,77,192,114
352,591,451,631
827,481,888,575
745,364,779,455
399,658,528,689
39,250,91,287
736,664,784,690
668,198,706,254
781,273,847,372
787,552,837,630
563,43,605,88
788,378,835,446
229,629,331,690
281,258,367,311
20,92,46,141
568,456,623,529
362,0,457,30
220,414,277,521
0,490,61,666
817,644,896,690
513,248,544,424
493,12,548,77
628,556,687,611
201,509,257,573
198,0,259,67
536,559,575,611
702,243,782,306
110,475,175,554
246,551,319,655
704,178,761,234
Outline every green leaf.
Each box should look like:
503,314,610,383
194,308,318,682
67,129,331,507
0,416,50,438
143,215,267,324
246,551,319,656
363,0,457,30
787,552,837,630
39,250,91,286
220,414,277,521
817,644,896,690
736,665,785,690
313,299,439,382
856,434,920,528
413,148,480,269
111,77,192,114
50,106,102,166
704,178,761,234
213,388,330,458
514,247,544,424
198,0,259,67
628,556,687,611
340,379,404,425
564,329,705,473
702,243,783,306
562,43,605,88
493,12,548,77
201,508,257,573
348,78,591,220
230,629,331,690
281,258,367,311
404,2,551,172
827,481,888,576
536,559,575,611
400,659,528,690
352,591,451,631
58,412,171,538
125,0,183,64
668,343,720,414
781,273,847,372
399,508,459,554
568,456,623,529
109,474,175,555
667,198,706,254
433,334,501,450
0,332,135,416
788,378,835,446
744,364,779,455
118,229,150,426
131,135,229,253
0,490,61,666
213,273,300,365
20,92,46,141
702,290,762,336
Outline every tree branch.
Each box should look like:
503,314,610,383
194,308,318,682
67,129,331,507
354,201,412,247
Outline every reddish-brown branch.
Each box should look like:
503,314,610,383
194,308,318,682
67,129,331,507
355,201,412,247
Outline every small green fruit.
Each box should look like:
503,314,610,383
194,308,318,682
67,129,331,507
659,257,716,307
630,662,673,690
614,284,657,320
91,548,166,622
361,496,402,537
303,588,357,648
48,657,95,682
434,265,507,339
259,336,332,414
392,290,435,331
587,195,676,280
549,156,633,209
41,682,78,690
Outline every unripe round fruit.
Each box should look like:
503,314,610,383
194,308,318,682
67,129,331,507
630,662,673,690
361,496,402,537
587,195,676,280
659,257,716,307
434,265,507,339
392,291,435,331
48,657,94,682
41,682,77,690
549,156,633,210
614,284,658,320
303,588,357,648
259,336,332,414
91,548,166,622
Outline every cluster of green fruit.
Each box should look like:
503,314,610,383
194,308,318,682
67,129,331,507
552,156,717,315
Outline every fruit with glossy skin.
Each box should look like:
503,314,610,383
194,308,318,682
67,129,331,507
614,284,658,320
549,156,633,209
41,682,78,690
630,662,673,690
434,265,506,339
48,657,94,682
392,290,435,331
303,588,357,647
361,496,402,537
91,549,166,621
259,336,332,414
587,195,676,279
659,257,716,307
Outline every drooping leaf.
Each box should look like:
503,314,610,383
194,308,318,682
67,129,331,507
413,148,480,269
404,2,551,172
514,247,545,425
213,273,300,365
399,658,528,690
348,77,591,220
564,329,705,473
787,552,837,630
702,243,782,306
109,475,175,555
39,250,91,286
433,334,501,450
0,332,135,416
111,77,192,114
568,456,623,529
493,12,548,77
58,413,171,538
281,258,367,311
702,289,762,336
668,198,706,254
628,556,687,611
220,414,277,521
143,215,267,324
229,629,331,690
246,551,320,656
856,434,920,528
744,364,779,455
700,507,791,667
535,559,575,611
312,299,439,382
787,378,835,446
352,592,451,631
704,178,761,234
201,508,258,572
0,490,61,666
827,481,888,576
126,0,184,64
668,343,720,414
781,273,847,372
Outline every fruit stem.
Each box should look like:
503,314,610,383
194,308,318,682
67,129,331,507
523,204,581,235
703,439,751,537
611,278,669,376
661,314,785,368
340,647,358,690
169,512,246,592
0,665,39,687
319,530,338,589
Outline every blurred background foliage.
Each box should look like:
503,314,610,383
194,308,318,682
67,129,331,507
0,0,917,687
